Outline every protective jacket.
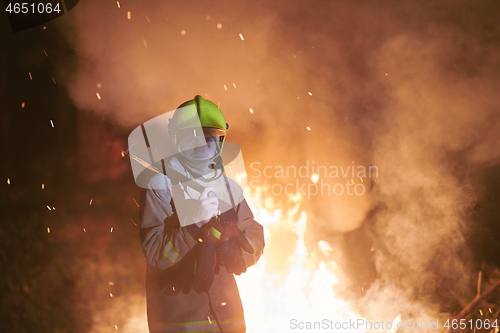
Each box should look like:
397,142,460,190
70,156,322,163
139,158,264,333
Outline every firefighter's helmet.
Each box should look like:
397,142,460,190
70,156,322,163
168,95,228,159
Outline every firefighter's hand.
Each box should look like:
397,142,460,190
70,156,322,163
194,187,219,226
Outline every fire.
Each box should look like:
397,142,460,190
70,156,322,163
235,184,367,333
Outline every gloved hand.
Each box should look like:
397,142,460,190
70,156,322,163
217,222,255,275
192,217,223,293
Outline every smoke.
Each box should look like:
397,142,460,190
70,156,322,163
55,0,500,330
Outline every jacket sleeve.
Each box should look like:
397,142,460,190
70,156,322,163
139,174,198,270
235,198,265,268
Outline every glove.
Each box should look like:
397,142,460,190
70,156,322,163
192,218,223,293
217,223,255,275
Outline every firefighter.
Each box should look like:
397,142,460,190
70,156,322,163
139,95,265,333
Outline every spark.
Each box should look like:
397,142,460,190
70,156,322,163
43,50,48,57
145,15,151,23
97,82,102,88
198,238,203,242
479,309,483,316
110,227,114,232
96,92,101,100
110,293,114,297
180,30,186,36
489,308,492,314
249,108,254,114
7,178,10,185
206,15,211,20
143,39,148,47
317,240,332,254
28,72,32,80
217,23,222,29
51,77,56,84
132,198,139,207
127,11,131,19
83,228,86,232
42,26,46,30
228,166,233,173
52,207,56,210
108,282,115,285
385,73,388,76
311,173,319,183
46,206,51,210
115,325,118,329
239,34,244,41
370,247,375,251
130,218,138,226
50,120,54,127
351,179,354,185
360,177,363,183
306,127,311,131
120,151,125,157
208,317,212,324
233,83,236,88
308,92,312,96
116,1,120,8
21,102,25,108
47,228,50,233
221,302,226,306
223,84,227,91
89,199,93,205
41,184,44,189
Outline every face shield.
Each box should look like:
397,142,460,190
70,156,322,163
176,128,225,162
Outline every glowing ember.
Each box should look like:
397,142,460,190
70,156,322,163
47,228,50,233
206,15,211,20
46,205,51,210
249,108,254,114
89,199,93,205
233,83,237,88
127,11,131,19
133,198,139,207
96,93,101,100
50,120,54,127
239,34,245,41
311,173,319,183
180,30,186,36
7,178,10,184
28,72,32,80
97,82,102,89
116,1,120,8
217,23,222,29
52,77,56,84
307,126,311,130
223,84,227,91
41,183,44,189
143,39,148,47
21,102,25,108
43,50,48,57
308,92,313,96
